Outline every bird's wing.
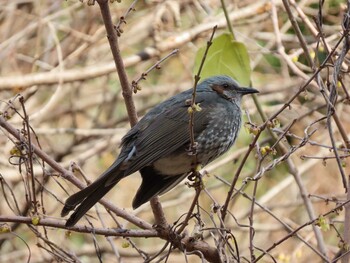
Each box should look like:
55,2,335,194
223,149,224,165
105,93,217,186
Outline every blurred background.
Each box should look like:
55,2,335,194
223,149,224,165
0,0,349,262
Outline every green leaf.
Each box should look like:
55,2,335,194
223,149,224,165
315,215,330,232
194,33,251,86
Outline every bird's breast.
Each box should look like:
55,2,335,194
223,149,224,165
152,109,241,176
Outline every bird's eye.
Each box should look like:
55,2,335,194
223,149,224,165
223,84,229,88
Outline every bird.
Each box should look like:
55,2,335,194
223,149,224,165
61,75,259,227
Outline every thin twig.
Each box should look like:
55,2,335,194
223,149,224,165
19,96,37,214
0,215,157,237
0,1,272,90
97,0,167,227
252,198,350,263
115,0,138,36
174,24,217,239
0,116,153,230
336,2,350,262
181,26,217,234
220,18,346,222
97,0,138,126
220,0,234,36
188,25,217,157
131,49,179,93
282,0,313,67
176,183,202,234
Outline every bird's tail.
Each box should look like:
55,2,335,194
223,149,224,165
61,165,123,227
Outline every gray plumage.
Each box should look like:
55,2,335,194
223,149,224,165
61,75,258,227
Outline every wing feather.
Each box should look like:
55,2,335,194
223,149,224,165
105,92,219,185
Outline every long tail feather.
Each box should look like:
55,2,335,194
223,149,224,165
62,163,124,227
65,182,117,227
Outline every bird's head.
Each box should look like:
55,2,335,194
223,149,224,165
200,75,259,104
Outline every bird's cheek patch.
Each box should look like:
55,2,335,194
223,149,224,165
211,84,231,100
211,84,225,95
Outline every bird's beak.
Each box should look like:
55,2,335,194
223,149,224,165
238,87,259,95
